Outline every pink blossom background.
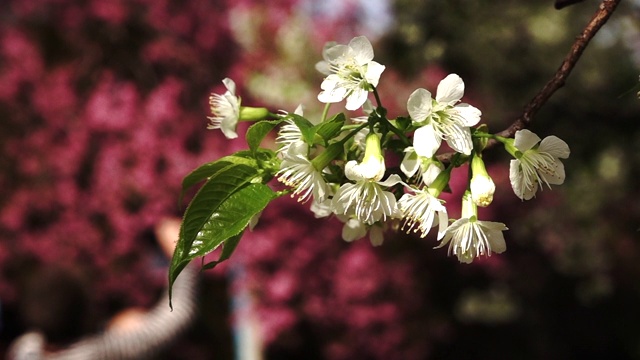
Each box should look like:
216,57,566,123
1,0,640,359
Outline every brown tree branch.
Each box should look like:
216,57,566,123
437,0,622,163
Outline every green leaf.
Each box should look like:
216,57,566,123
179,150,276,206
246,119,283,153
288,113,316,144
187,183,274,258
169,163,276,306
315,113,346,142
180,160,233,205
201,230,243,270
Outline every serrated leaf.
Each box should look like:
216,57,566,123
315,112,346,142
179,150,276,206
180,161,233,206
169,165,275,306
288,113,316,144
246,119,283,153
187,183,274,258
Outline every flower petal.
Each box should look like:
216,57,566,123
540,136,570,159
400,149,419,178
345,88,369,110
454,103,482,127
315,60,331,75
436,74,464,104
407,88,433,123
436,217,468,249
349,36,374,64
219,122,239,139
222,77,236,94
344,158,385,181
444,124,473,155
324,44,348,62
514,129,541,152
510,160,538,200
369,226,384,246
342,218,367,242
484,222,508,253
310,199,333,218
364,61,385,87
509,159,527,200
413,124,441,158
421,161,443,186
540,159,565,185
378,174,403,187
436,210,449,239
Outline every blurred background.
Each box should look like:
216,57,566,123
0,0,639,359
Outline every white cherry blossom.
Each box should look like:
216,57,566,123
438,191,508,263
509,129,570,200
407,74,481,157
207,78,240,139
398,187,448,239
277,143,331,203
317,36,385,110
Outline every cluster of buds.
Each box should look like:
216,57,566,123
206,36,570,264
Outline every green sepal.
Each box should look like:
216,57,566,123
472,124,490,152
314,113,346,143
393,116,411,131
246,119,284,153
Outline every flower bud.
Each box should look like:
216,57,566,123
345,133,385,181
470,154,495,207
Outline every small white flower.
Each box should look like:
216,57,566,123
509,129,570,200
438,192,508,264
398,187,448,239
341,217,368,242
317,36,386,110
332,174,401,225
310,198,333,218
400,147,444,186
276,105,305,156
207,78,241,139
332,133,401,225
277,146,331,203
339,217,386,247
407,74,481,157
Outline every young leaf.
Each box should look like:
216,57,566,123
180,160,233,206
315,112,346,142
186,183,275,259
169,164,275,306
246,119,283,153
179,150,276,206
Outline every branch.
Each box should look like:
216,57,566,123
555,0,586,10
437,0,622,163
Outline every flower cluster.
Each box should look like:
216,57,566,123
206,35,570,264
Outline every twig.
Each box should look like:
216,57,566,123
436,0,622,163
555,0,587,10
